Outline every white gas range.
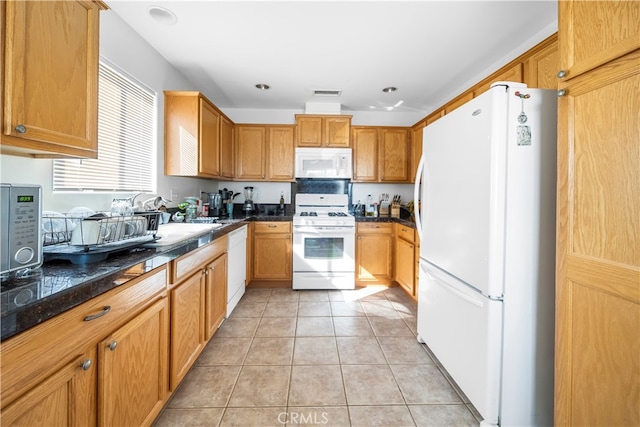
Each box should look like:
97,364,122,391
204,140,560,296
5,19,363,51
292,194,355,290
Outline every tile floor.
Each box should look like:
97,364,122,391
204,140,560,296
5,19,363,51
154,287,482,427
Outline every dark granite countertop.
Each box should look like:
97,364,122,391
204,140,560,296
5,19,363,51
0,216,291,341
355,215,417,229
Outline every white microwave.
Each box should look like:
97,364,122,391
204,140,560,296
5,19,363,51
294,148,353,179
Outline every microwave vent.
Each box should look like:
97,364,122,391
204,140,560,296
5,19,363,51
313,89,342,97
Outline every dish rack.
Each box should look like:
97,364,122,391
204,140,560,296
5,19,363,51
42,211,161,264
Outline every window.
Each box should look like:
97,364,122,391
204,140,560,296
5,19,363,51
53,60,156,192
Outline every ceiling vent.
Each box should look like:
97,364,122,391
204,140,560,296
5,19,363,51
313,89,342,97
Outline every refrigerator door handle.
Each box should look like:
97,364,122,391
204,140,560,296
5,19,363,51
413,155,424,241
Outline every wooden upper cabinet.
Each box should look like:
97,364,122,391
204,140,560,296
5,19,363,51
199,99,221,177
558,0,640,81
474,62,523,97
444,92,474,114
295,114,352,147
411,123,425,183
379,127,410,182
164,91,233,178
235,125,267,180
524,34,559,90
352,127,378,182
267,126,295,181
219,116,234,178
1,0,106,158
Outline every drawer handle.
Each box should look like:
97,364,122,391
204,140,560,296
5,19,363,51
108,341,118,351
84,306,111,322
268,225,277,228
81,359,92,371
15,124,26,134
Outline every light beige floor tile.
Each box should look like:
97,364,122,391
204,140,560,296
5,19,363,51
256,317,297,337
327,290,349,301
298,301,331,316
244,337,294,365
229,301,266,318
228,365,291,407
263,301,299,317
297,290,330,301
359,290,390,301
391,300,418,317
154,408,225,426
219,407,286,427
288,365,346,406
361,300,401,318
293,337,339,365
368,316,415,336
391,364,462,404
241,288,273,303
269,289,300,302
378,336,434,364
330,301,366,317
409,404,479,426
215,317,260,338
336,336,387,364
348,405,416,427
168,366,241,408
384,287,413,302
403,315,418,334
332,316,374,336
196,337,252,366
341,365,404,405
295,317,334,336
284,406,350,427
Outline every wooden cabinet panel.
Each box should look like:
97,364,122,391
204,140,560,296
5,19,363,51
395,237,415,296
555,49,640,426
99,298,169,427
324,116,351,147
235,125,267,180
220,116,234,178
267,126,295,181
171,236,227,284
356,223,393,284
558,0,640,80
199,98,221,176
379,128,410,182
444,92,473,114
170,270,205,389
2,0,104,158
295,115,352,147
474,63,524,96
253,223,292,280
524,36,559,90
205,253,227,340
411,124,424,183
1,347,96,427
352,127,378,182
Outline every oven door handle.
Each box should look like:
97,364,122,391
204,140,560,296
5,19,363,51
293,226,355,234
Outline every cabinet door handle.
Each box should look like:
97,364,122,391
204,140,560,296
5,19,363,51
268,224,277,228
557,70,567,78
557,89,567,97
108,341,118,351
84,306,111,322
81,359,92,371
15,124,26,134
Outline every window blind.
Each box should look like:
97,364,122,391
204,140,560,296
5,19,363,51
53,62,156,192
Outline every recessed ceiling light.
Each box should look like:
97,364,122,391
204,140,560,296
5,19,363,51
255,84,270,90
148,6,177,25
382,87,397,93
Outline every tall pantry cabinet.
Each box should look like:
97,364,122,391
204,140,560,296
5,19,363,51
554,1,639,425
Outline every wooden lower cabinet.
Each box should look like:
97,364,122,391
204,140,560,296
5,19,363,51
205,253,228,340
170,267,206,390
394,224,416,297
1,346,97,427
99,298,169,427
355,223,393,285
0,266,168,427
253,222,292,281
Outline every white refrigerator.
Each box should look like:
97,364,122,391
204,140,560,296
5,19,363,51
413,82,556,426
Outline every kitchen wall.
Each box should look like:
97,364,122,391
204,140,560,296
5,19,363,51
1,10,555,213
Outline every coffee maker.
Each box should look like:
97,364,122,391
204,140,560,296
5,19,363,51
243,186,255,215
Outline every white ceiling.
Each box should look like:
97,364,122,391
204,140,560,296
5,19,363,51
107,1,557,116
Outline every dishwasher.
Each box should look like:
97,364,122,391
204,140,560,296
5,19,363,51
226,225,247,316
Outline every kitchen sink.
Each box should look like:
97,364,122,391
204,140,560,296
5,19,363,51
147,222,223,246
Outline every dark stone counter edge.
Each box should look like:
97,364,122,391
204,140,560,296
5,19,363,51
1,214,415,341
